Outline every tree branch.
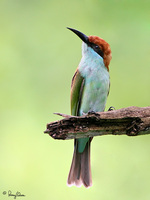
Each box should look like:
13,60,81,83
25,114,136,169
44,106,150,140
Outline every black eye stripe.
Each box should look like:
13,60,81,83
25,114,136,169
88,43,104,58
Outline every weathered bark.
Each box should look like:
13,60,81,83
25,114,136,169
44,106,150,140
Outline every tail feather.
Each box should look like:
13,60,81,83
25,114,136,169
67,140,82,187
67,138,92,188
81,140,92,187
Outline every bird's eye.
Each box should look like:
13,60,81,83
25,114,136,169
93,44,101,52
89,42,104,58
94,45,99,49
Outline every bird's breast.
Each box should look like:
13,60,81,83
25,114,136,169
78,57,110,115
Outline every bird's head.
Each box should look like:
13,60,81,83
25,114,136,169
67,27,112,71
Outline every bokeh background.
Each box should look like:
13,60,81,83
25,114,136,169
0,0,150,199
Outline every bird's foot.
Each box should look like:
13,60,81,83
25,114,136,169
108,106,115,111
88,111,95,114
82,110,98,115
87,110,100,117
87,110,98,115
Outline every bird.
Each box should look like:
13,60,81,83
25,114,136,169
67,27,112,188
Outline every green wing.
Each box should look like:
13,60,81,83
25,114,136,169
71,69,84,116
71,69,89,153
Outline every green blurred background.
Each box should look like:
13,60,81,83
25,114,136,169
0,0,150,199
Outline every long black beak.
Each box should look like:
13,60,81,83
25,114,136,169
67,27,89,44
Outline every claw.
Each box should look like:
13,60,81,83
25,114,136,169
82,111,97,115
87,111,97,115
108,106,115,111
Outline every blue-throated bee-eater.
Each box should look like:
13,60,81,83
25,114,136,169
67,27,112,188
